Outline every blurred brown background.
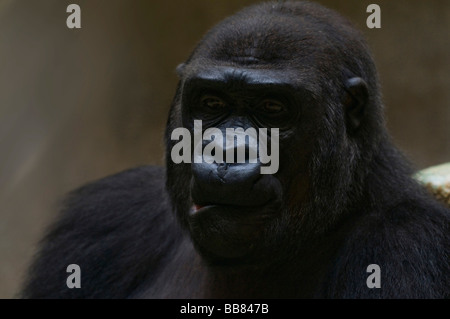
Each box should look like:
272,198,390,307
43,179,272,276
0,0,449,298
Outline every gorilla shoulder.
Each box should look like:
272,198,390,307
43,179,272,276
327,198,450,299
22,166,183,299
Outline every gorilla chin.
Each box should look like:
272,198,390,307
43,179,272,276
188,203,281,263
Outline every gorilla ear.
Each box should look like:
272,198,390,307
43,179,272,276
176,63,186,77
343,77,369,131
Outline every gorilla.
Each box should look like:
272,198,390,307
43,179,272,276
22,1,449,298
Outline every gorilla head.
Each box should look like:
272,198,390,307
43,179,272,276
165,1,386,264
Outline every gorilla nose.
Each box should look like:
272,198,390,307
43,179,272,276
191,161,266,207
216,162,229,179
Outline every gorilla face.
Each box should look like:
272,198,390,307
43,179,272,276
165,2,377,265
170,62,319,264
180,65,308,262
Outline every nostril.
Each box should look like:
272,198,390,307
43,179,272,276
217,163,228,179
218,162,228,170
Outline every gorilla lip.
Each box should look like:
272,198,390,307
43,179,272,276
190,202,274,215
193,204,205,212
191,204,223,214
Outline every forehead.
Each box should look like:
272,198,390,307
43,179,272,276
192,12,333,65
180,6,361,96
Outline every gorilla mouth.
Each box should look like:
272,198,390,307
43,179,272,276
188,170,283,260
187,202,278,261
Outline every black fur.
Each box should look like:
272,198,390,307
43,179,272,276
22,1,449,298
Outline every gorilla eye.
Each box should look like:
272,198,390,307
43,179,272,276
260,99,285,114
201,96,227,110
